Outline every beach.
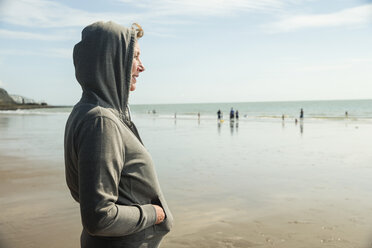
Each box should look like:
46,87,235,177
1,107,372,248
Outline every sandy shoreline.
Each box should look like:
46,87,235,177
1,153,372,248
0,155,81,248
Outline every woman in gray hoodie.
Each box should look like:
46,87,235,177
64,21,173,248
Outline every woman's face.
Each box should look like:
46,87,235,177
130,42,145,91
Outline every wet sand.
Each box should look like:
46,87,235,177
1,152,372,248
0,155,81,248
1,114,372,247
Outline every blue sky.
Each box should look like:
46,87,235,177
0,0,371,105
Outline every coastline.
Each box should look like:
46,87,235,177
0,104,67,111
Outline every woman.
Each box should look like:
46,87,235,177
64,21,173,248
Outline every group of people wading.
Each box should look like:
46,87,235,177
217,108,239,122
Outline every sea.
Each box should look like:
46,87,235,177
130,99,372,120
1,99,372,120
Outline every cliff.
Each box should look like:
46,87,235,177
0,88,50,110
0,88,16,105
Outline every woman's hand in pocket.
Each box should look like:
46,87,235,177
152,205,165,224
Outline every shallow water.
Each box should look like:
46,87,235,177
135,117,372,211
1,111,372,209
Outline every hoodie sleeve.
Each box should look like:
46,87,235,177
76,116,157,237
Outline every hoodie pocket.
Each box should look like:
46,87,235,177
151,197,173,233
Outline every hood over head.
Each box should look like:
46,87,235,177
73,21,136,121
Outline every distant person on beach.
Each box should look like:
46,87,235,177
345,111,348,118
64,22,172,248
230,108,235,120
217,109,221,120
235,110,239,120
282,114,285,121
300,108,304,119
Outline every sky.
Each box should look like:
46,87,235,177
0,0,371,105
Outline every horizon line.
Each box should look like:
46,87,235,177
52,98,372,107
130,98,372,106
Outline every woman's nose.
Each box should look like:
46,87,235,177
139,62,145,72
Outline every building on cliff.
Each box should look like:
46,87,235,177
10,94,38,104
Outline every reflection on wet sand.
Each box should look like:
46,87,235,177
300,120,304,134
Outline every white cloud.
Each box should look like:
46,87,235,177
5,0,368,35
116,0,285,16
0,49,42,56
1,0,371,40
44,48,72,59
0,48,72,59
300,63,352,72
298,58,372,72
0,29,76,41
350,58,372,63
265,3,372,32
0,0,139,28
0,0,287,30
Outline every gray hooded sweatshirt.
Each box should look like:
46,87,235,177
64,21,173,248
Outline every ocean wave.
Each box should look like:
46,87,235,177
0,109,71,115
